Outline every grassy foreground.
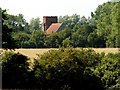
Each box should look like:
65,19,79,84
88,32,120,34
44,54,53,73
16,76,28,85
14,48,119,59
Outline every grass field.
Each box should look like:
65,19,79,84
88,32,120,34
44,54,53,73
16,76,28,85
14,48,119,60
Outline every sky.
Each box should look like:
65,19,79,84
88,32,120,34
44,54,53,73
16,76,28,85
0,0,109,22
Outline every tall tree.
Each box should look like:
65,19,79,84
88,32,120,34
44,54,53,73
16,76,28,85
110,2,120,47
1,8,16,49
94,2,120,47
95,2,112,38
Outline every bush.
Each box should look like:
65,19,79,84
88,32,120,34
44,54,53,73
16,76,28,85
2,48,119,90
94,53,120,90
2,50,31,89
33,47,104,90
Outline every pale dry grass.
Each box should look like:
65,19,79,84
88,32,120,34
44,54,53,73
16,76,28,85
14,48,119,60
92,48,119,54
15,48,52,60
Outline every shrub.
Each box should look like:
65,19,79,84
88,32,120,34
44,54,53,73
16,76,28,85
94,53,120,90
2,48,119,89
33,47,104,90
2,50,31,89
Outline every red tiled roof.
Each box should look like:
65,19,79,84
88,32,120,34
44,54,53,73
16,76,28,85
46,23,62,34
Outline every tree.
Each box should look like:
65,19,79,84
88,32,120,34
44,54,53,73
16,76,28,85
30,30,45,48
72,24,94,47
94,2,120,47
71,32,81,47
80,16,87,24
110,2,120,47
95,2,112,39
44,33,59,48
4,14,29,33
2,8,16,49
12,32,30,48
29,17,41,31
62,37,72,47
59,14,81,29
88,31,98,47
111,0,120,2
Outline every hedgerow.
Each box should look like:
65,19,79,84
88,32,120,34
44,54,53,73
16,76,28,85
2,48,120,90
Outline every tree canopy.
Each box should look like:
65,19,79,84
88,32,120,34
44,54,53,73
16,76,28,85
1,1,120,48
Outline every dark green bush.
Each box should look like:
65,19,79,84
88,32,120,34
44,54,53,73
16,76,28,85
33,47,104,90
2,50,32,89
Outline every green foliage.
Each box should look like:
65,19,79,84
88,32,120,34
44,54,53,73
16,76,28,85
30,30,45,48
2,8,16,49
1,1,120,48
2,50,31,88
62,37,72,47
94,53,120,90
72,24,94,47
33,48,104,89
2,48,120,89
29,17,41,31
4,13,30,33
94,1,120,47
12,32,30,48
59,14,81,29
110,2,120,47
44,32,59,48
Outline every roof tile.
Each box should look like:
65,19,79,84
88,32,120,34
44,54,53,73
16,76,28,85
46,23,62,34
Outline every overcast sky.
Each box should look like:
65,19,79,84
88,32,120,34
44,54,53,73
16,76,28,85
0,0,109,22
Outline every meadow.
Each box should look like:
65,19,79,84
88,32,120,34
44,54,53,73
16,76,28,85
15,48,119,60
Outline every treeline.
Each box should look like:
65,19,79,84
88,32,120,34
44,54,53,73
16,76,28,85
1,1,120,49
2,48,120,89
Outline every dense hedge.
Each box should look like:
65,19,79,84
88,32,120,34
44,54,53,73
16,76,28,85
2,48,120,90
